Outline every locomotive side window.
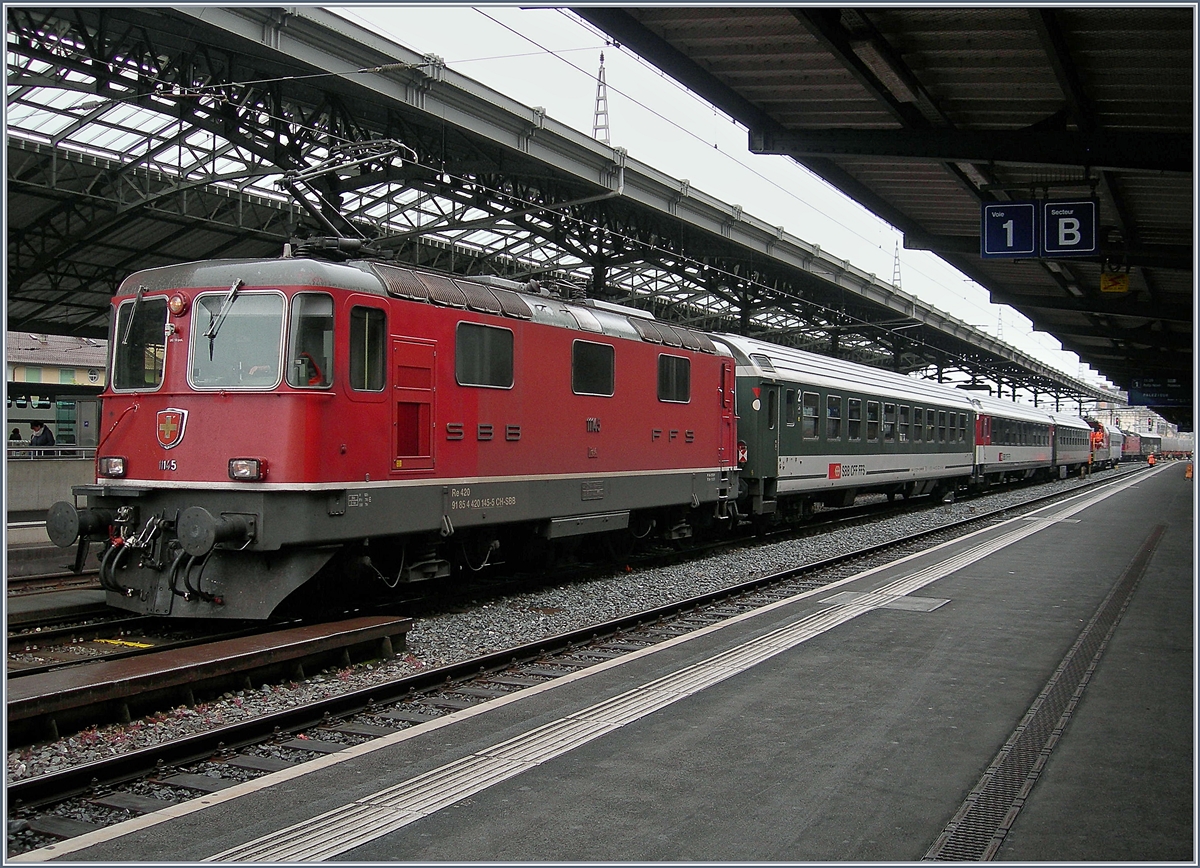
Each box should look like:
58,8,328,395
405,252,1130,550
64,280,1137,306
847,398,861,441
456,322,513,388
572,340,615,396
287,293,334,388
801,392,819,439
826,394,842,440
190,291,284,390
866,401,880,442
658,354,690,403
350,306,386,391
112,296,168,391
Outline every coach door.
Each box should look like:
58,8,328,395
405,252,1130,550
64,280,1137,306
751,382,781,477
392,337,436,471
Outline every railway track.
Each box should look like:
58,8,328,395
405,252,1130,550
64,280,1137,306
6,467,1142,857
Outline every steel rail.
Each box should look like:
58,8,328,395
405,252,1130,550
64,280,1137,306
7,468,1140,812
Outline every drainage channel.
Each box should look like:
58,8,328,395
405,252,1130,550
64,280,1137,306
923,523,1167,861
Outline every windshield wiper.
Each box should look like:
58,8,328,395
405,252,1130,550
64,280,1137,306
205,278,245,361
120,286,146,346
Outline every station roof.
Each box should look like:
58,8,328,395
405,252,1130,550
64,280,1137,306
575,7,1195,429
6,7,1189,426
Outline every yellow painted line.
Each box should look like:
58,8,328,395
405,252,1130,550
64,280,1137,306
93,638,154,649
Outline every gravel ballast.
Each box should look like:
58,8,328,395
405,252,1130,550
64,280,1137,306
6,468,1133,786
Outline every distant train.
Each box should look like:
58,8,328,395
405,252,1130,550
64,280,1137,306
48,251,1114,620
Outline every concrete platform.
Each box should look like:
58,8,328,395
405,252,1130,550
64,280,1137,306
17,463,1193,863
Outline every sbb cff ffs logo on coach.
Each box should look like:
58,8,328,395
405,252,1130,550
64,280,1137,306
828,463,866,479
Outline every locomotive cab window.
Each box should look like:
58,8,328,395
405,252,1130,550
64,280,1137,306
112,295,168,391
572,340,615,396
350,306,386,391
658,354,690,403
456,322,514,388
190,290,284,390
287,293,334,388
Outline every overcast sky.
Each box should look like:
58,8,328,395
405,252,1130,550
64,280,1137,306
332,5,1114,391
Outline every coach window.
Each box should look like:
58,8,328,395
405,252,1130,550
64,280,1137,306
912,407,922,442
866,401,880,442
349,306,386,391
572,340,615,396
898,405,910,442
938,410,948,443
784,389,797,426
658,354,690,403
801,392,819,439
287,293,334,388
959,413,968,443
456,322,513,388
826,395,842,440
926,408,936,442
847,398,862,441
883,403,896,442
113,295,168,391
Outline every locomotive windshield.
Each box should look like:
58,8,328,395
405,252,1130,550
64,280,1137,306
189,291,285,389
112,296,168,391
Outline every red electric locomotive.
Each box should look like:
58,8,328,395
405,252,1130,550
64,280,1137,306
48,255,737,619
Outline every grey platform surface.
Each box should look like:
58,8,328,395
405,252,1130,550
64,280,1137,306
24,463,1193,863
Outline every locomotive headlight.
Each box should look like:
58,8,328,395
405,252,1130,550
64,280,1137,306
97,456,127,478
228,458,266,481
167,292,190,316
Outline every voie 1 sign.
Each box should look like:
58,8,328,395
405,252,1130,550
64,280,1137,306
980,201,1037,258
1041,199,1097,257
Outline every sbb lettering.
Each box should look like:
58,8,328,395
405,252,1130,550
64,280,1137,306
445,423,521,442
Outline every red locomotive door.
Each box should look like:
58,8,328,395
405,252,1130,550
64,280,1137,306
392,337,436,471
719,361,735,465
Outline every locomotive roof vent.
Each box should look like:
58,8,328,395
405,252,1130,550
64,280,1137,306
580,297,656,320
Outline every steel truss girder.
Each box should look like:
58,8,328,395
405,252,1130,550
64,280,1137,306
5,5,1108,405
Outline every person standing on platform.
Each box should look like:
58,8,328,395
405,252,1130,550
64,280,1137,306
29,421,54,456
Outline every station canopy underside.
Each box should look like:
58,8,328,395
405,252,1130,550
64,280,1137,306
576,7,1194,429
7,6,1185,423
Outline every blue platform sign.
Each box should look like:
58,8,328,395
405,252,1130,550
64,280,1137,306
981,201,1037,258
1041,200,1097,257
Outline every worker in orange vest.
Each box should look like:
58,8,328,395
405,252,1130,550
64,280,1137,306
1147,453,1156,466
